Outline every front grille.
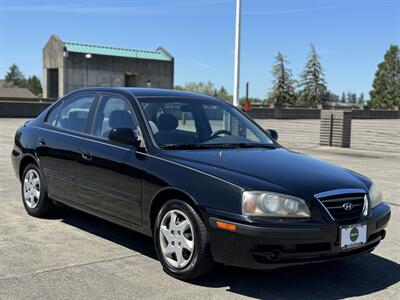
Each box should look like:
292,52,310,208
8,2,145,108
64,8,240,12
318,193,366,223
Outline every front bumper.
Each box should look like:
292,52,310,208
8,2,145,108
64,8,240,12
206,202,391,269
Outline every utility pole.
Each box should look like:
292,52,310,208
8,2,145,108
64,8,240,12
233,0,241,107
245,81,249,102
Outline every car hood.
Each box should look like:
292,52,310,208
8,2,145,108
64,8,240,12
161,148,370,200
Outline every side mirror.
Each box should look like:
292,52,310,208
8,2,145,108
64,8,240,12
267,129,279,140
108,128,141,147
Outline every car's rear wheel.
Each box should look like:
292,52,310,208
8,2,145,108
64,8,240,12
154,199,215,280
21,163,53,217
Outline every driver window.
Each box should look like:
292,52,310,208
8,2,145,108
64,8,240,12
92,95,138,139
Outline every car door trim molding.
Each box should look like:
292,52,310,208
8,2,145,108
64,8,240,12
34,126,134,152
76,176,140,201
43,167,74,184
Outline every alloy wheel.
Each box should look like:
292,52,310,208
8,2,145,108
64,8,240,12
159,209,195,269
23,169,41,209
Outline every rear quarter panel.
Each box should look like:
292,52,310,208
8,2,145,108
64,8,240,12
12,121,41,180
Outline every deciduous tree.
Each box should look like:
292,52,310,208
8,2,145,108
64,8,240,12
175,82,233,102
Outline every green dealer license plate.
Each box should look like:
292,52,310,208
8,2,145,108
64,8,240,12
340,224,367,249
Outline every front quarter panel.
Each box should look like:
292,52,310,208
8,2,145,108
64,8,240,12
141,153,245,230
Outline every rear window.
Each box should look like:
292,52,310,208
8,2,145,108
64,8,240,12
55,94,96,133
45,103,62,126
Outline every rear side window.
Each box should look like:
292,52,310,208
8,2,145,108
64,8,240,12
45,103,62,126
56,94,96,133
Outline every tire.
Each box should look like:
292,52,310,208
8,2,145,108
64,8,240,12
154,199,215,280
21,163,53,217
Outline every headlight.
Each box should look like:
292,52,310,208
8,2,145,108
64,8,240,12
242,191,310,218
369,183,382,208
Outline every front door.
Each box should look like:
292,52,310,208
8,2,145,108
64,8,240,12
75,93,144,225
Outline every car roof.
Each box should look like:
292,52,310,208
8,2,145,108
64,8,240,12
71,87,218,100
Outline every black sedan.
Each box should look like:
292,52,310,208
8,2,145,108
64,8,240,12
11,88,391,280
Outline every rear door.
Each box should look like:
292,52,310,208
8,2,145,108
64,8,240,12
37,92,97,203
75,93,144,225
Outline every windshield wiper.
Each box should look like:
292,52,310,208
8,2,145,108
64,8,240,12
160,143,215,149
212,143,276,149
161,143,276,150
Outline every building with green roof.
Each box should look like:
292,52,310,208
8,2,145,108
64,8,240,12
43,35,174,98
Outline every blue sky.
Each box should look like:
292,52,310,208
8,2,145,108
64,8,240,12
0,0,399,99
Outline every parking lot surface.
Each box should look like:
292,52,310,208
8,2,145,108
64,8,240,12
1,118,399,299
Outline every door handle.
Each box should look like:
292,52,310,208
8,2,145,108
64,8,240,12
38,137,46,146
81,150,92,161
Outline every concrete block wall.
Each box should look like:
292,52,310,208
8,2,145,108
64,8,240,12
0,101,52,118
1,102,398,120
248,107,322,119
248,107,400,119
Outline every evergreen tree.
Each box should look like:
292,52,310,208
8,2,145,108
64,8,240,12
341,92,346,103
369,45,400,108
346,91,353,103
26,76,43,96
351,93,357,104
326,91,339,102
298,44,328,106
4,64,26,87
358,92,365,104
268,52,296,106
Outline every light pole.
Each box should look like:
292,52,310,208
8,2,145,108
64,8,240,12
233,0,241,107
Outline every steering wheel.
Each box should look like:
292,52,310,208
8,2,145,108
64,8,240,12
209,129,232,140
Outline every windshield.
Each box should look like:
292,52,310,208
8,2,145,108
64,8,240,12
139,97,275,149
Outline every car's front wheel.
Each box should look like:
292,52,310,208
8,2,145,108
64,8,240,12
21,163,53,217
154,199,215,280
